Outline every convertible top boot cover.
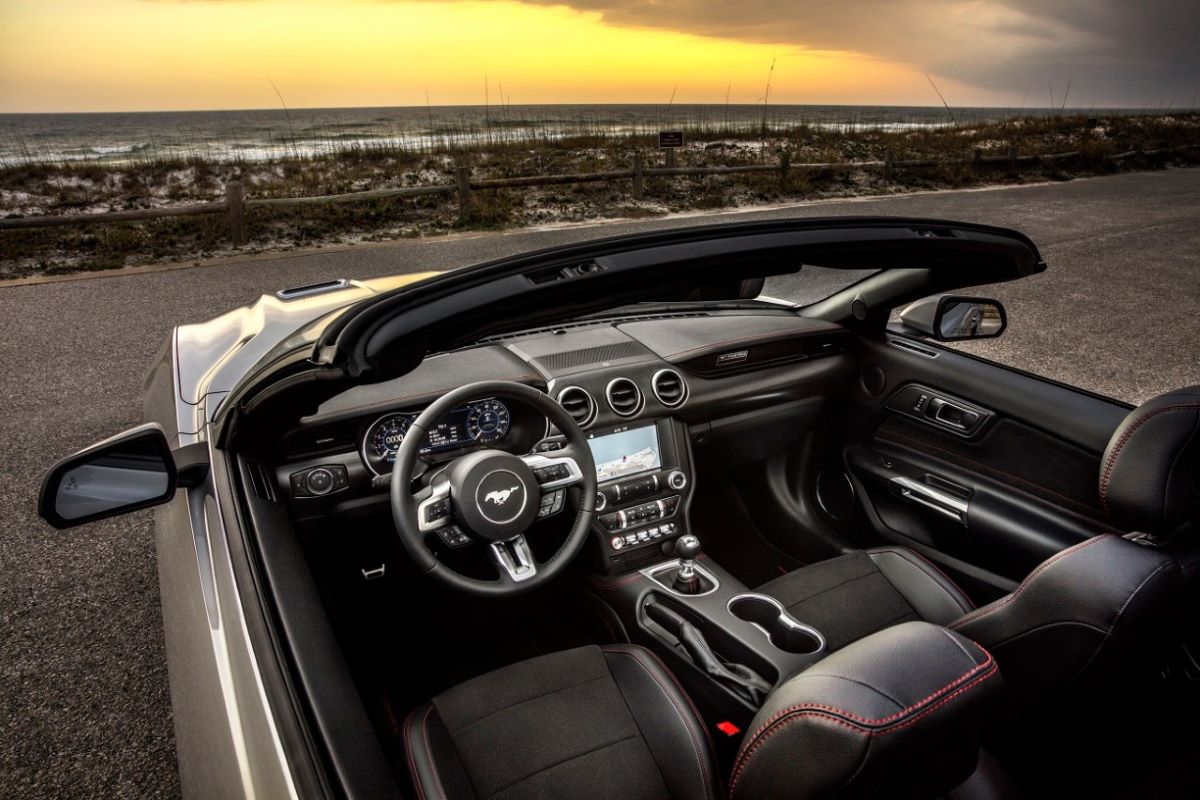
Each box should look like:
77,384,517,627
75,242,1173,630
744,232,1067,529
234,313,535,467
729,621,1001,800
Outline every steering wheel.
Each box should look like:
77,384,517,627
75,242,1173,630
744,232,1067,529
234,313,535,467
390,381,598,596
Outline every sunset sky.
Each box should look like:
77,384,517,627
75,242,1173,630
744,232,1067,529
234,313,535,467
1,0,1196,113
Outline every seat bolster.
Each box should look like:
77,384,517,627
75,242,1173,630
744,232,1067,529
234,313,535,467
404,704,478,800
867,547,974,622
602,645,717,800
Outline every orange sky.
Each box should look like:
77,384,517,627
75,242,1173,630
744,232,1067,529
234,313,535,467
0,0,1020,112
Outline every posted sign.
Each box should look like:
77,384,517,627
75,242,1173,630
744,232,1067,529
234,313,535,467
658,131,684,148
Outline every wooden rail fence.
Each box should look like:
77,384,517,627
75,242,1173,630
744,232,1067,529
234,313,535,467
1,145,1194,248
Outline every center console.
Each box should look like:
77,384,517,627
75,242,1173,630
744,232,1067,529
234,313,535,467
583,418,695,574
587,541,831,733
580,418,832,731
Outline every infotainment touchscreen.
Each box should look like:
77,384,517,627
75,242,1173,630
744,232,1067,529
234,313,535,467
587,424,662,482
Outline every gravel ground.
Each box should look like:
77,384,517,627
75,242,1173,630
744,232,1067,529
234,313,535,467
1,168,1198,798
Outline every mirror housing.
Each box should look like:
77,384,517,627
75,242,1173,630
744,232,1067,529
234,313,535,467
39,423,178,530
898,294,1007,341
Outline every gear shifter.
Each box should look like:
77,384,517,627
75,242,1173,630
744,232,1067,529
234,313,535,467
671,534,703,595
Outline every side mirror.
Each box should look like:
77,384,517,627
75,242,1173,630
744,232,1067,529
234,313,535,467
39,423,178,529
898,295,1007,341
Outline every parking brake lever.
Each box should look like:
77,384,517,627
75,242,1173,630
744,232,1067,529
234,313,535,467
645,601,771,705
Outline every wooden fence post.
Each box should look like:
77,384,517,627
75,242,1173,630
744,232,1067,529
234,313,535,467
973,148,983,174
779,151,791,191
1007,144,1019,172
455,165,472,224
665,148,677,169
884,149,895,181
225,181,247,248
632,153,644,200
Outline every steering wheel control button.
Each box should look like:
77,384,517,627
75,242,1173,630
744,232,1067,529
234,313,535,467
437,525,472,548
424,498,451,523
536,489,565,518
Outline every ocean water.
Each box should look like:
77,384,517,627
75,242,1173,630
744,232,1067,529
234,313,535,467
0,103,1146,166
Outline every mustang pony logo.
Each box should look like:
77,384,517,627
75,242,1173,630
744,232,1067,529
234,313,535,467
485,485,521,506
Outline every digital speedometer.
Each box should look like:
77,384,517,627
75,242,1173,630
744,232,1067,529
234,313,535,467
467,399,511,444
367,414,412,465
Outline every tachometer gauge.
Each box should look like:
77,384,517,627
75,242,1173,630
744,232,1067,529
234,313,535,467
466,399,511,444
366,414,412,468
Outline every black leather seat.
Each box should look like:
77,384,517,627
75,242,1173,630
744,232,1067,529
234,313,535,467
405,624,1003,800
403,644,718,800
756,385,1199,733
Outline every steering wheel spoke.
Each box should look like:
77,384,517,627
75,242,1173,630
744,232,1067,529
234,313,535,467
490,534,539,584
415,478,453,532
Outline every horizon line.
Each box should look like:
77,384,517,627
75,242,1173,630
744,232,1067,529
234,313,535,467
0,102,1179,117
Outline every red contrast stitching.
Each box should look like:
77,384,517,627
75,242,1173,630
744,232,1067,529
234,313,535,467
740,650,992,743
602,646,715,800
1099,403,1200,515
949,534,1114,629
420,706,449,800
728,664,998,796
402,706,429,800
868,547,974,613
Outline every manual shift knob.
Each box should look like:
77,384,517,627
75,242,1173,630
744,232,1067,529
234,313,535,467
674,534,701,561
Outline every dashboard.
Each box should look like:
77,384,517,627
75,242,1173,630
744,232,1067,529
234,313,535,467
360,398,514,475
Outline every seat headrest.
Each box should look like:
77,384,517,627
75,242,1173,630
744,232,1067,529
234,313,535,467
729,622,1000,800
1100,385,1200,538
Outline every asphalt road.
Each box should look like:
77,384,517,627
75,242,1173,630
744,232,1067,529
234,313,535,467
2,168,1198,798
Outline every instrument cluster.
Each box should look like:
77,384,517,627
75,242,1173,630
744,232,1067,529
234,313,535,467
361,398,512,475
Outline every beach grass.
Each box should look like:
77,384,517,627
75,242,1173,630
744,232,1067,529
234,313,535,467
2,111,1198,278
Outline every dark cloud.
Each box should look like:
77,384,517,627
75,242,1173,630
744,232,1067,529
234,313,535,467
525,0,1200,106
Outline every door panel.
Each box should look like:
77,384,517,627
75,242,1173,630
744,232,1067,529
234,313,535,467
844,335,1129,588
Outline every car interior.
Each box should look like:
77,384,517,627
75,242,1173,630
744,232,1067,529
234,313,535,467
213,222,1200,799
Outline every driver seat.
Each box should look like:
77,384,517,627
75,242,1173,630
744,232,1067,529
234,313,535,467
403,644,717,800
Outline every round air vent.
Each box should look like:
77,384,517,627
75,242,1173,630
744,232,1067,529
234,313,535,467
651,369,689,408
605,377,644,417
556,386,597,428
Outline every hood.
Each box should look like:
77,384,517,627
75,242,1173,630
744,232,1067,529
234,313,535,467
172,273,439,415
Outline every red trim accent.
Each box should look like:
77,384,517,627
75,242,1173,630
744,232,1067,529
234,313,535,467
950,534,1114,629
1099,403,1200,516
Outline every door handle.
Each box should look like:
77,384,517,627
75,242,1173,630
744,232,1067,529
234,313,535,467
891,477,969,524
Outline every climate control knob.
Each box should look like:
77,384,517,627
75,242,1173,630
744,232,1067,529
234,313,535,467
667,470,688,491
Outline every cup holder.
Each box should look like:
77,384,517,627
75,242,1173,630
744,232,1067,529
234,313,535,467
728,594,825,655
